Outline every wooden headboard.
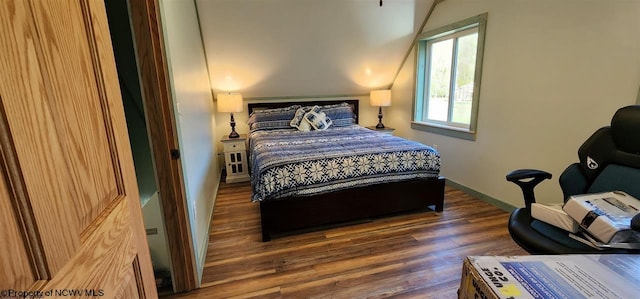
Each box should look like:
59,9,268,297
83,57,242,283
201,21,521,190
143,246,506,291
247,99,360,124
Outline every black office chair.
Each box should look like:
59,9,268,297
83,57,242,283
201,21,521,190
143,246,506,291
507,105,640,254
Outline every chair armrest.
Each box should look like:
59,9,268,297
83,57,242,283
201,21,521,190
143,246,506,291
506,169,552,182
506,169,552,209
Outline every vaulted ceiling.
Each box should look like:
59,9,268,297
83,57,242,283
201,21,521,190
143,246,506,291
196,0,434,98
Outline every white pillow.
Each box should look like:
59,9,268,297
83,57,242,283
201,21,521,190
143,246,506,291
290,107,314,131
297,118,312,132
304,109,332,130
290,107,308,128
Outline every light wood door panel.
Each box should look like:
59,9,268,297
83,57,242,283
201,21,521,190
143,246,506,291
0,0,78,277
29,0,119,235
0,164,36,289
0,0,157,297
45,199,136,292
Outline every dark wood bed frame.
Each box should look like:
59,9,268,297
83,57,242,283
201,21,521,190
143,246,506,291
248,99,445,241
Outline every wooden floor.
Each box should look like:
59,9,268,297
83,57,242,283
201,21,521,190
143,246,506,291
163,182,527,299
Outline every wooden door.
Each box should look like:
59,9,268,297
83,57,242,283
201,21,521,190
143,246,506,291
0,0,157,298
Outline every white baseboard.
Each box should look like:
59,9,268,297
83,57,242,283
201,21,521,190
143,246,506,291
195,178,220,286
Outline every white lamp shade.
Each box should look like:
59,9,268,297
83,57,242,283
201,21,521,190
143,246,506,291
370,90,391,107
217,93,244,113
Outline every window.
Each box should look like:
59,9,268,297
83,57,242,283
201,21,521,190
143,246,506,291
413,13,487,140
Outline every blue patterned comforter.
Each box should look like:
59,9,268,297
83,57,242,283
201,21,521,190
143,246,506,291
249,125,440,202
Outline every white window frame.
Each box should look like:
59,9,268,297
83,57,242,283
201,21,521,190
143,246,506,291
412,13,488,141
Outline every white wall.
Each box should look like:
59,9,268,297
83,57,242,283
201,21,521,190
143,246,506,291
389,0,640,207
142,192,171,272
160,0,219,283
199,0,435,159
196,0,434,98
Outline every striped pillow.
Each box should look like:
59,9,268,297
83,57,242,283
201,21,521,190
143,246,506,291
247,105,300,132
311,102,356,127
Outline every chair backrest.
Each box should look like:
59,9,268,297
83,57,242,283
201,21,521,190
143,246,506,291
587,164,640,198
569,105,640,198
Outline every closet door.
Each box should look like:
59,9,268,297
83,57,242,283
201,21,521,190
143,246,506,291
0,0,157,297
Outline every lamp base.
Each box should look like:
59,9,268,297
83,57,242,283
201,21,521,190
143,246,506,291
228,131,240,138
376,106,385,129
228,112,240,138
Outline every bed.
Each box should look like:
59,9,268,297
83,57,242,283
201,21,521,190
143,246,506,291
248,100,445,241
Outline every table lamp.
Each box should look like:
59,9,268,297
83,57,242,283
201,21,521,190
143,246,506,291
370,89,391,129
217,92,243,138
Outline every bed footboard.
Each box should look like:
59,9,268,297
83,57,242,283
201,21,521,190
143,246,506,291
259,176,445,241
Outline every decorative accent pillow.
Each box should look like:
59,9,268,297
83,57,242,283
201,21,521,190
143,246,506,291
290,107,311,128
303,106,333,131
296,118,312,132
247,105,301,131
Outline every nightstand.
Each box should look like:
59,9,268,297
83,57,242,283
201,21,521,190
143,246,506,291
365,126,395,135
221,134,250,183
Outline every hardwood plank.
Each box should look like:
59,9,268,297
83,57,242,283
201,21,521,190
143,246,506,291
162,183,527,298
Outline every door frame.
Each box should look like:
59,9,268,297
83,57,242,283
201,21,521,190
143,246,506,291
128,0,198,292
